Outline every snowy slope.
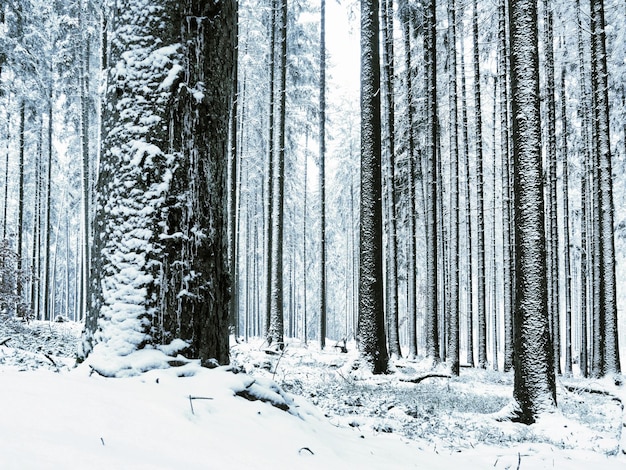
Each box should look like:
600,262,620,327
1,320,625,469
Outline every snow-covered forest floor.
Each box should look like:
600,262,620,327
1,318,625,469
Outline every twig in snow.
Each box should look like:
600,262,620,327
0,337,10,346
188,395,213,415
517,452,521,470
298,447,314,455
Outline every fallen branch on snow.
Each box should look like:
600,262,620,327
400,374,451,384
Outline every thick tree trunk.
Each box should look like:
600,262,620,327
84,0,236,372
359,0,389,374
508,0,557,423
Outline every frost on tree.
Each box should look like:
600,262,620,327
508,0,557,423
83,0,236,376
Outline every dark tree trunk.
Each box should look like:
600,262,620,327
447,0,460,376
458,7,475,367
590,0,621,376
542,0,560,375
359,0,389,374
560,68,573,376
425,0,439,364
319,0,327,350
472,0,487,369
508,0,557,423
499,0,514,373
84,0,236,371
381,0,401,359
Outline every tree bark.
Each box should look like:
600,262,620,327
359,0,389,374
84,0,236,371
509,0,557,423
471,0,487,369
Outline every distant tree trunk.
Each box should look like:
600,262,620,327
43,88,53,321
302,130,309,345
590,0,621,376
499,0,514,373
424,0,439,364
229,6,240,338
576,0,590,378
319,0,327,349
84,0,236,370
542,0,560,375
2,102,9,240
490,81,499,372
401,4,417,359
79,0,91,326
472,0,487,369
268,0,287,348
264,0,277,340
509,0,557,423
447,0,460,376
359,0,389,374
458,7,474,367
560,68,573,376
381,0,401,359
17,101,25,315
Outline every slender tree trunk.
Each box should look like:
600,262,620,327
264,0,277,340
560,68,573,376
17,101,25,315
43,90,53,322
319,0,327,349
447,0,460,376
576,0,590,378
423,0,439,364
381,0,401,359
472,0,487,368
499,0,514,373
590,0,621,376
458,8,475,367
79,0,91,327
268,0,287,348
229,6,240,337
359,0,389,374
542,0,560,375
303,129,308,345
2,100,9,241
402,8,418,359
509,0,557,423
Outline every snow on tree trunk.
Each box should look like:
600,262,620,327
509,0,557,423
359,0,388,374
472,0,487,369
84,0,236,375
590,0,621,377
